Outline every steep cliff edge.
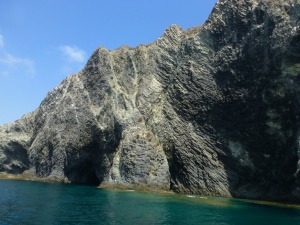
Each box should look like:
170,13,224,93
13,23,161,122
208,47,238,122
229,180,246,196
1,0,300,202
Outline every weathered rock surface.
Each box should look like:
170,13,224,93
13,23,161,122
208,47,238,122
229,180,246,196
1,0,300,202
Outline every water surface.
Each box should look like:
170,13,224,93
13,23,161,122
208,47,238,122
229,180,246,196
1,180,300,225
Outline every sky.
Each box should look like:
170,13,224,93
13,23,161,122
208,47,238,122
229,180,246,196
0,0,218,125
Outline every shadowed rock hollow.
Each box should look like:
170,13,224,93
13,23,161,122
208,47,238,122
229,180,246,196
1,0,300,202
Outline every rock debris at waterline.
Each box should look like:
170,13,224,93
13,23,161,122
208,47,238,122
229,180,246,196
1,0,300,203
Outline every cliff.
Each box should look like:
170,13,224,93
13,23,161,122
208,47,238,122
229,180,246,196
1,0,300,202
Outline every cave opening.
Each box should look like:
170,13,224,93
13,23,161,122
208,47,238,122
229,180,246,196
65,161,100,186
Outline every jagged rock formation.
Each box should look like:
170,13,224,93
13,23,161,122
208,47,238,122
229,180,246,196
1,0,300,202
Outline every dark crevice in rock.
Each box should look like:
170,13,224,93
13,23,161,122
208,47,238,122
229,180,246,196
164,141,181,192
254,8,265,25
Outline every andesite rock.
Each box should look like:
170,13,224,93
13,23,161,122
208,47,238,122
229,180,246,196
1,0,300,202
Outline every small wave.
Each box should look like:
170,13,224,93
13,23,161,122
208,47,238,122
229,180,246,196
186,195,196,198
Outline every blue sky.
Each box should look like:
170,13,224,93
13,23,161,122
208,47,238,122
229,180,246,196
0,0,217,125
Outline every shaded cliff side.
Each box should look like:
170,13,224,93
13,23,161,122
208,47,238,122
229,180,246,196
1,0,300,202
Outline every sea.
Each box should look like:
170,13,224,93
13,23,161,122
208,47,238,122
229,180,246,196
1,180,300,225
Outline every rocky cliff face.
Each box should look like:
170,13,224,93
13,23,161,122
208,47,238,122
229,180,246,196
1,0,300,202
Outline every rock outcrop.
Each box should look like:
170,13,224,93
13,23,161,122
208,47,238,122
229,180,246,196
1,0,300,202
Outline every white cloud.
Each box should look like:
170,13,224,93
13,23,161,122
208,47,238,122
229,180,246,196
0,54,35,77
60,45,86,63
0,34,35,77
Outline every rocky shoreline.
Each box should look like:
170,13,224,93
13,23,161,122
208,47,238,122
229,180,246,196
1,0,300,202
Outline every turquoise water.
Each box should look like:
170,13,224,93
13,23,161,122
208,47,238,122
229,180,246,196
1,180,300,225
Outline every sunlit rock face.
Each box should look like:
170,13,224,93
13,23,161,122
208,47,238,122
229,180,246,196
1,0,300,202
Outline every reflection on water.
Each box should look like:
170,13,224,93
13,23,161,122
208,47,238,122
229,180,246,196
0,180,300,225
